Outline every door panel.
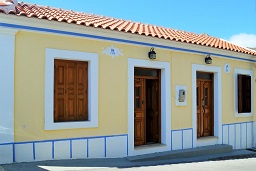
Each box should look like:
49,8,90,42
197,73,213,138
134,68,161,146
134,78,145,146
196,81,201,138
146,79,160,143
202,81,212,136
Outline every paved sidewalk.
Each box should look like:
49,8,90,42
1,154,256,171
1,148,256,171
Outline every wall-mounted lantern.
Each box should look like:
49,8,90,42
205,54,212,64
148,47,156,60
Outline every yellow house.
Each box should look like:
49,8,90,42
0,1,255,164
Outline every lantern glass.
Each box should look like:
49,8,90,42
148,48,156,60
205,55,212,64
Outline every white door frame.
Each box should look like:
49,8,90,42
192,64,222,147
128,58,171,156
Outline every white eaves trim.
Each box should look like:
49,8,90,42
0,14,255,62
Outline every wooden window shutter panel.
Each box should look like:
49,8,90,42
54,60,66,122
76,62,88,121
66,61,77,121
238,74,243,113
245,75,251,113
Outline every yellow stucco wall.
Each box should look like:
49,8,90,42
171,52,254,130
14,31,255,142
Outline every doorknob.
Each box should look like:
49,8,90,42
142,100,144,104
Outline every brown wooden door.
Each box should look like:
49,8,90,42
134,68,161,146
197,73,213,138
134,78,146,146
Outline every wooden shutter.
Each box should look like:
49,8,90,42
244,75,251,113
54,59,88,122
238,74,243,113
54,61,66,122
77,62,88,121
66,62,77,121
238,74,251,113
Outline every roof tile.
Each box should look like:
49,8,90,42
0,2,255,56
0,2,8,6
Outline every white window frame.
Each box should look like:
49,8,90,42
45,48,98,130
234,68,253,117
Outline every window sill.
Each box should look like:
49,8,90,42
45,120,98,130
235,113,253,118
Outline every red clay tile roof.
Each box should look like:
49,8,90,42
1,2,256,56
0,2,8,6
0,0,16,6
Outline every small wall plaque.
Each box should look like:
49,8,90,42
224,64,230,73
102,45,123,58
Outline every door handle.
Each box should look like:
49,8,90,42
142,100,144,104
202,99,205,113
202,99,204,106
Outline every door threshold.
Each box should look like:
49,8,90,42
135,143,166,150
197,136,218,147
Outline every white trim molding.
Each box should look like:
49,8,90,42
223,122,253,149
128,58,171,156
192,64,222,147
0,134,128,164
0,28,17,143
234,68,253,117
0,14,254,63
45,48,98,130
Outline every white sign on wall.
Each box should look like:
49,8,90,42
224,64,230,73
102,45,123,58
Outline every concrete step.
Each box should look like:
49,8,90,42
126,149,256,167
209,148,256,161
126,144,233,162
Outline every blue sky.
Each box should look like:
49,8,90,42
23,0,256,47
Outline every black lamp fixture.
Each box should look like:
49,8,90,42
205,54,212,64
148,47,156,60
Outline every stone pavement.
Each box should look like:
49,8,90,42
1,147,256,171
1,151,256,171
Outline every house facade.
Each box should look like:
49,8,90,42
0,1,256,164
